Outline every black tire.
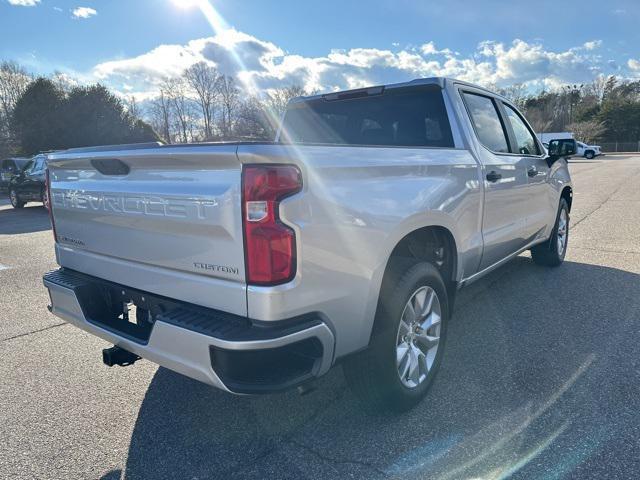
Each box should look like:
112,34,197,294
531,198,569,267
585,151,595,159
9,189,25,209
343,260,449,413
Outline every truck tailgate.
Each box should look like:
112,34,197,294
47,144,247,315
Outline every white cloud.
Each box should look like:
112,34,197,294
628,59,640,71
420,42,452,56
7,0,40,6
72,6,97,19
583,40,602,51
90,29,615,99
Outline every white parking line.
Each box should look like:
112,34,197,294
0,264,10,271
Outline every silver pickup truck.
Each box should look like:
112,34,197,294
43,77,575,411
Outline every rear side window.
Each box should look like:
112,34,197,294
280,86,454,148
462,92,509,153
503,104,540,155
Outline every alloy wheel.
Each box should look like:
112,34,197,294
395,286,442,388
557,208,568,256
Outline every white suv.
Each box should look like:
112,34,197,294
576,141,601,159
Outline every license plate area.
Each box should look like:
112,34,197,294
75,281,177,344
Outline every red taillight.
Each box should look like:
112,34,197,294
242,164,302,285
45,168,58,243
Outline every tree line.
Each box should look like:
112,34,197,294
145,62,306,144
0,60,305,157
2,58,640,157
495,76,640,145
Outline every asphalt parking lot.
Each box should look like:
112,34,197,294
1,155,640,480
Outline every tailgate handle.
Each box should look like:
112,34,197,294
91,158,130,176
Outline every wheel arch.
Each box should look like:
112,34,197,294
561,185,573,212
384,225,458,286
365,224,459,343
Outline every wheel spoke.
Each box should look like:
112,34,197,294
396,342,410,366
408,346,420,383
420,311,441,331
415,334,439,353
422,289,435,318
403,301,417,324
398,345,411,380
397,319,411,338
413,288,427,315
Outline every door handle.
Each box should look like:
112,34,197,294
486,171,502,183
527,166,538,177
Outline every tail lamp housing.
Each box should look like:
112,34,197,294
242,164,302,285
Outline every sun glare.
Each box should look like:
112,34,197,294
172,0,204,9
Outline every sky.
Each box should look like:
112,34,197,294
1,0,639,100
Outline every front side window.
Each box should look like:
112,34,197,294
503,104,540,155
280,86,454,148
462,92,509,153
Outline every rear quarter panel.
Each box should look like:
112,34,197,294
238,143,483,357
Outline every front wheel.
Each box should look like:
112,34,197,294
343,261,449,413
9,189,25,209
531,198,569,267
585,151,595,159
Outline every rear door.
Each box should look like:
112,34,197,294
500,102,554,241
460,90,530,270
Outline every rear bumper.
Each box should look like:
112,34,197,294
43,268,335,394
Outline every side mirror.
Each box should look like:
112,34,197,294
546,139,576,166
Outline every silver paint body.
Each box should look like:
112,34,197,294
45,77,572,388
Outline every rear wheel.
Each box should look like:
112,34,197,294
9,189,25,209
531,198,569,267
344,261,448,413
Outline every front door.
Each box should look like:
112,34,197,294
500,102,555,242
460,91,530,271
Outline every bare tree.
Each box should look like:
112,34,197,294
149,90,173,144
527,114,553,134
51,71,77,93
125,96,144,121
0,61,31,156
0,61,31,119
162,78,196,143
184,62,220,140
217,75,240,139
496,83,528,109
566,120,607,144
263,85,307,133
235,97,271,140
584,75,609,103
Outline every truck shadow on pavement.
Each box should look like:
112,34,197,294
0,204,51,235
117,257,640,480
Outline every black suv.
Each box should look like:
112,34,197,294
8,154,48,209
1,158,30,192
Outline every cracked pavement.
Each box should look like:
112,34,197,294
2,155,640,479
